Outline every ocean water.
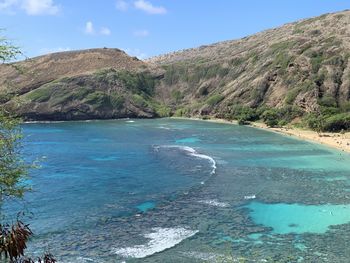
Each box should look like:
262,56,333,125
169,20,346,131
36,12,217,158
5,118,350,262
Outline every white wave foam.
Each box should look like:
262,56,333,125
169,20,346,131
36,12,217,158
58,257,99,263
182,251,220,261
126,120,135,123
198,199,229,207
158,126,171,130
113,227,198,259
244,194,256,200
158,145,217,175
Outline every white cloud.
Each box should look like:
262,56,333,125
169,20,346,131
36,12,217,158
134,0,166,15
0,0,59,15
84,21,111,36
21,0,59,15
0,0,18,12
100,27,111,36
85,21,95,35
115,0,128,11
123,48,147,60
133,29,149,37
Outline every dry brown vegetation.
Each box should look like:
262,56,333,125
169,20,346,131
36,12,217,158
0,10,349,125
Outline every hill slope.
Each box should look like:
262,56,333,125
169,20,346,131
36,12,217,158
0,48,164,120
0,10,349,129
150,10,350,118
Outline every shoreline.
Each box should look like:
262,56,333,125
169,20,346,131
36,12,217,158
23,116,350,153
171,117,350,153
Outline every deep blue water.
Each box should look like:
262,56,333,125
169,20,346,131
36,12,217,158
6,119,350,262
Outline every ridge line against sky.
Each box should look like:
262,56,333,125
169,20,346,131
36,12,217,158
0,0,349,59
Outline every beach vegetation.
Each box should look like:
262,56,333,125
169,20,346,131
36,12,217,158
174,107,189,117
227,105,259,124
322,113,350,132
304,110,350,132
154,104,172,117
260,106,303,127
261,109,279,127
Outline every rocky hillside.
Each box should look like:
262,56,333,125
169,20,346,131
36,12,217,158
0,10,349,128
150,10,350,119
0,48,164,120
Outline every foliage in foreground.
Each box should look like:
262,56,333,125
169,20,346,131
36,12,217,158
0,111,30,200
0,33,56,263
0,111,56,263
0,221,32,260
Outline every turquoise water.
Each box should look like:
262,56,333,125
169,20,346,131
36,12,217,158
6,119,350,262
247,202,350,234
137,201,156,213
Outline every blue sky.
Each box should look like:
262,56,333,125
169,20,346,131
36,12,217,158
0,0,349,59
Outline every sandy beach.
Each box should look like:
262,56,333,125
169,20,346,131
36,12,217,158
250,122,350,153
172,117,350,153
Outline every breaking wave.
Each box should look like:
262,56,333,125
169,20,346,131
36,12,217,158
113,227,198,259
155,145,217,175
198,199,229,207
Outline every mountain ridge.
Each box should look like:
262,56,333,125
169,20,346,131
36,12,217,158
0,10,349,130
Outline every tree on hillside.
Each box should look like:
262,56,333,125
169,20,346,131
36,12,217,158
0,35,21,63
0,33,56,263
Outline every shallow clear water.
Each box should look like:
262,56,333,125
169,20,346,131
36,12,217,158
6,119,350,262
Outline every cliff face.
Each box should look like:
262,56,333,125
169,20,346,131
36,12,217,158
1,11,350,121
150,10,350,118
0,48,163,120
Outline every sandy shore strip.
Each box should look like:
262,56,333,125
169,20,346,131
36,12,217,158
171,117,350,153
250,122,350,153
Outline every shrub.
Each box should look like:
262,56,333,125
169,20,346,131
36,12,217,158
322,113,350,132
279,105,304,123
85,91,109,107
304,113,323,131
94,69,155,95
109,94,125,109
340,101,350,112
260,106,303,127
304,112,350,132
131,94,148,108
174,107,189,117
155,105,171,117
228,105,259,124
46,84,92,106
26,86,52,102
318,94,337,108
285,88,301,104
237,118,248,125
163,64,186,85
206,94,224,106
269,41,295,54
273,52,293,72
262,109,279,127
309,51,325,73
171,90,184,103
320,106,341,116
